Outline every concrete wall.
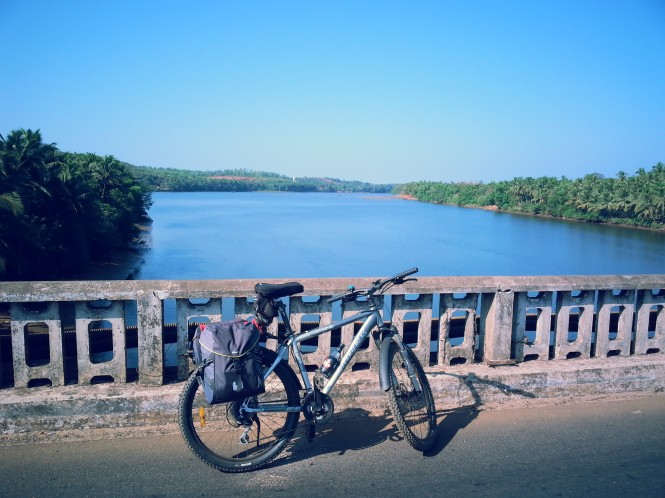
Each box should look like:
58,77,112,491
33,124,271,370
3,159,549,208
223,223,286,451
1,275,663,389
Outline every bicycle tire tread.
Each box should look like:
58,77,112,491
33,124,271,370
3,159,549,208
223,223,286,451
386,344,438,452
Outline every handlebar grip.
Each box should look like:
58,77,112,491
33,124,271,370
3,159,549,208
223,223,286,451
394,267,419,280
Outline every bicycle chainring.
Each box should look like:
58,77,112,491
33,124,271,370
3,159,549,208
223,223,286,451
302,392,334,425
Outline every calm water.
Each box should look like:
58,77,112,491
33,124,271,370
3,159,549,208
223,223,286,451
134,192,665,280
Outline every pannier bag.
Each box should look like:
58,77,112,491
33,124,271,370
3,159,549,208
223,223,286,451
192,319,265,404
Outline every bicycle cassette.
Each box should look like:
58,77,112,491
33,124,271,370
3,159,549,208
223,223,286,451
226,398,255,427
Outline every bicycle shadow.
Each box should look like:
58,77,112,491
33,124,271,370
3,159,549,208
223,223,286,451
423,371,537,457
268,407,401,469
443,371,537,406
269,373,537,466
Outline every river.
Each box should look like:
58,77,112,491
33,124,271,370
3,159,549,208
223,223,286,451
126,191,664,280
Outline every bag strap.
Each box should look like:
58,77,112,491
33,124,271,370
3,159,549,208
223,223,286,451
194,357,213,387
252,317,267,334
233,358,244,391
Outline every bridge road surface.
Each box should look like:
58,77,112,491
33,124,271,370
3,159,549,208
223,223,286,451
1,395,664,497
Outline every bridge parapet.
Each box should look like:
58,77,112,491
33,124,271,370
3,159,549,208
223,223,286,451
1,275,664,389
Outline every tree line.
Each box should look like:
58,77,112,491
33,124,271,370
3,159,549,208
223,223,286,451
129,165,393,193
0,129,152,280
395,164,665,230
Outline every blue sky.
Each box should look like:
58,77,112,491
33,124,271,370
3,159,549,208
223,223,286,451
1,0,664,184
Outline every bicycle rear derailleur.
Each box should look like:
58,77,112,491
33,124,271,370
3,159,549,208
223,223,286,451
226,398,260,445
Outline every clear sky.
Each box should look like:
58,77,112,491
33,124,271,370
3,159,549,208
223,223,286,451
1,0,664,184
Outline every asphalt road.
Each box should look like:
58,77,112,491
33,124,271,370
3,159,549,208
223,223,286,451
1,396,664,497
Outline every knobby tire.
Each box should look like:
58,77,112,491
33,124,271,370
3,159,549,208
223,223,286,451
387,342,438,452
178,347,301,473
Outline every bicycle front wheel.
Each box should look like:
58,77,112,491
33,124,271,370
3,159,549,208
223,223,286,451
387,341,438,452
179,347,301,473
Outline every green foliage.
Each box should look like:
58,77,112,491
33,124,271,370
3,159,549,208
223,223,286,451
394,164,665,229
0,129,152,280
129,165,393,194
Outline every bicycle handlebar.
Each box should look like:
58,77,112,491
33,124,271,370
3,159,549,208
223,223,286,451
327,267,419,304
392,267,419,282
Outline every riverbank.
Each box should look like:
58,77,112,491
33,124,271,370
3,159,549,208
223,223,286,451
397,194,665,232
75,221,152,280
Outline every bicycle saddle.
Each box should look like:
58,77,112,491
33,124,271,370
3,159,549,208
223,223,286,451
255,282,304,299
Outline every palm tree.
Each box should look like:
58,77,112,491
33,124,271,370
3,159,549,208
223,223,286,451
1,129,63,213
90,155,126,200
0,129,63,278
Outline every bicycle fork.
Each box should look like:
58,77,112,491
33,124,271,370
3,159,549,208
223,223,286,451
378,326,423,393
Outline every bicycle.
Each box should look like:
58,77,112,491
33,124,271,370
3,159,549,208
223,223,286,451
178,267,437,473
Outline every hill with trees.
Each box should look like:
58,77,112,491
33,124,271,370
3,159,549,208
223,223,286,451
128,165,393,193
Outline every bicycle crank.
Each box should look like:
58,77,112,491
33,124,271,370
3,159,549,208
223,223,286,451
302,392,335,425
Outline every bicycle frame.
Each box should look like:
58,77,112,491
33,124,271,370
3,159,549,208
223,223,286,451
244,299,385,414
290,308,379,395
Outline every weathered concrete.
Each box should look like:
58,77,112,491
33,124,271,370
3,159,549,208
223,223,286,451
2,354,664,439
2,275,664,387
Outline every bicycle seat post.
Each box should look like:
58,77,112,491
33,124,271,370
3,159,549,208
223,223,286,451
274,300,296,339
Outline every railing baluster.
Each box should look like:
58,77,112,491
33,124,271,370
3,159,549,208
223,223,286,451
0,275,663,390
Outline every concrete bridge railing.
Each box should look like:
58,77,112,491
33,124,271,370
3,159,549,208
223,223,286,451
1,275,664,390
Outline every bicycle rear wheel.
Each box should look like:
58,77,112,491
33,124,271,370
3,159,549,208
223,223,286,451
179,347,301,473
386,341,438,452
